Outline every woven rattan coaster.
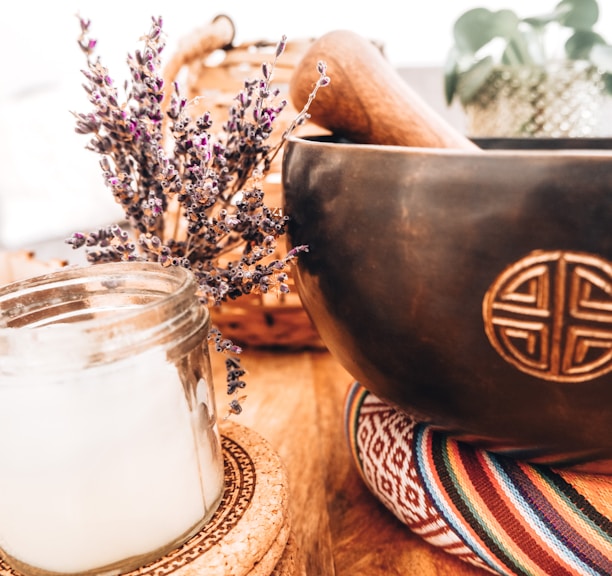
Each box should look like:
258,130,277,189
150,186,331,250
0,422,292,576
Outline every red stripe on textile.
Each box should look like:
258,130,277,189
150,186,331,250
422,431,503,571
433,437,537,575
458,447,576,576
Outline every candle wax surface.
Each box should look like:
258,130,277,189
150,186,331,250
0,329,224,574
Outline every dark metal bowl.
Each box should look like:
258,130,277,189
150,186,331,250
282,135,612,472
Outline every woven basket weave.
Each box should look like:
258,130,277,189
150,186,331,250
162,15,325,350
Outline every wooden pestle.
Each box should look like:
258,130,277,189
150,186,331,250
289,30,479,150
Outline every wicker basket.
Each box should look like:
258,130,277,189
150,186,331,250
162,15,325,350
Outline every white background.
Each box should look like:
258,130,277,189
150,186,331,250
1,1,611,248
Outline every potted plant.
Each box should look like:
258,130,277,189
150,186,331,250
444,0,612,137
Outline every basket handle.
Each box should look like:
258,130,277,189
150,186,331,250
161,14,236,110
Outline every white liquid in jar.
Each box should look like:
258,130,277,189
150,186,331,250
0,330,224,574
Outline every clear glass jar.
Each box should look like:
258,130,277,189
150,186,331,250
0,261,225,575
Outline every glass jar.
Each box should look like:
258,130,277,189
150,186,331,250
0,261,225,575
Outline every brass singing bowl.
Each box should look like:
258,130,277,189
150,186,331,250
282,135,612,473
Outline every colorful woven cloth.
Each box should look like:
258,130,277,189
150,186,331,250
344,382,612,576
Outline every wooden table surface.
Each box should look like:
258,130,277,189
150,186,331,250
212,348,487,576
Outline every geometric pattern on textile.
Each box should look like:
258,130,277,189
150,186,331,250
344,382,612,576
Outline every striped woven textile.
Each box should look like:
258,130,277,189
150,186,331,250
344,382,612,576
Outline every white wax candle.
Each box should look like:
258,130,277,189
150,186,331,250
0,325,224,574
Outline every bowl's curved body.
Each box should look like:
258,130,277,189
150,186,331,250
282,135,612,472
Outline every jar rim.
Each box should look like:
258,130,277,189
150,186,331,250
0,261,209,369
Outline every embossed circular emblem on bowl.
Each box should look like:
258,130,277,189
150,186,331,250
483,250,612,382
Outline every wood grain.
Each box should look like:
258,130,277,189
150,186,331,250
212,349,487,575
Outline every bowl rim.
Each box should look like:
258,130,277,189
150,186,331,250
286,134,612,159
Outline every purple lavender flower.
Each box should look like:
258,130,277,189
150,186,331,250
68,16,328,415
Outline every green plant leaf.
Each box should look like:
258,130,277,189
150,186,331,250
565,29,606,59
602,72,612,94
443,48,460,105
591,43,612,72
453,8,496,54
457,56,495,106
524,0,598,29
490,10,521,39
523,8,571,28
502,33,534,65
453,8,519,55
557,0,599,29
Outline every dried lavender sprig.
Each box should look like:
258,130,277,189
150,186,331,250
69,17,324,301
74,15,173,239
267,60,330,167
67,16,328,416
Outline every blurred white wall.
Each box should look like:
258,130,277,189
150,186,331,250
1,1,611,248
